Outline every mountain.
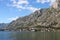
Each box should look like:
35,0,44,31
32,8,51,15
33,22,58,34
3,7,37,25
6,0,60,30
0,23,8,28
7,7,60,30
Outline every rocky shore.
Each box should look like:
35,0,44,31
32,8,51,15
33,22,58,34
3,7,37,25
3,27,60,32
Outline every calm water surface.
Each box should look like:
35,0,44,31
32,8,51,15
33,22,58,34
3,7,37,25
0,31,60,40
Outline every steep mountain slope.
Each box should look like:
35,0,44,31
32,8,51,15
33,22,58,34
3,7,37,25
7,8,60,30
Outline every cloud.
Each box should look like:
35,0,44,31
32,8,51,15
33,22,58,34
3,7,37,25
8,0,40,12
36,0,50,4
10,0,29,5
9,0,28,9
36,0,55,3
49,0,56,6
17,0,29,5
36,0,56,6
7,0,56,12
8,16,19,21
26,6,40,12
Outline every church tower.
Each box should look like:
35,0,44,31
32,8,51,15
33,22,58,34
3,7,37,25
52,0,60,9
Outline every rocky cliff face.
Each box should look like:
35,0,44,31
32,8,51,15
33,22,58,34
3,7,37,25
7,7,60,30
52,0,60,9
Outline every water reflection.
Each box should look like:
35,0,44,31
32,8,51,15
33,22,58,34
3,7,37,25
0,32,60,40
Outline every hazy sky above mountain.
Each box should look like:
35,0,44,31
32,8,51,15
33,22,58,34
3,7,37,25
0,0,55,23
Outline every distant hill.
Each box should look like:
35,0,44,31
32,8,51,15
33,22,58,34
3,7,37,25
0,23,8,28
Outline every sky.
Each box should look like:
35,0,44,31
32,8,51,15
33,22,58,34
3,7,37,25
0,0,56,23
